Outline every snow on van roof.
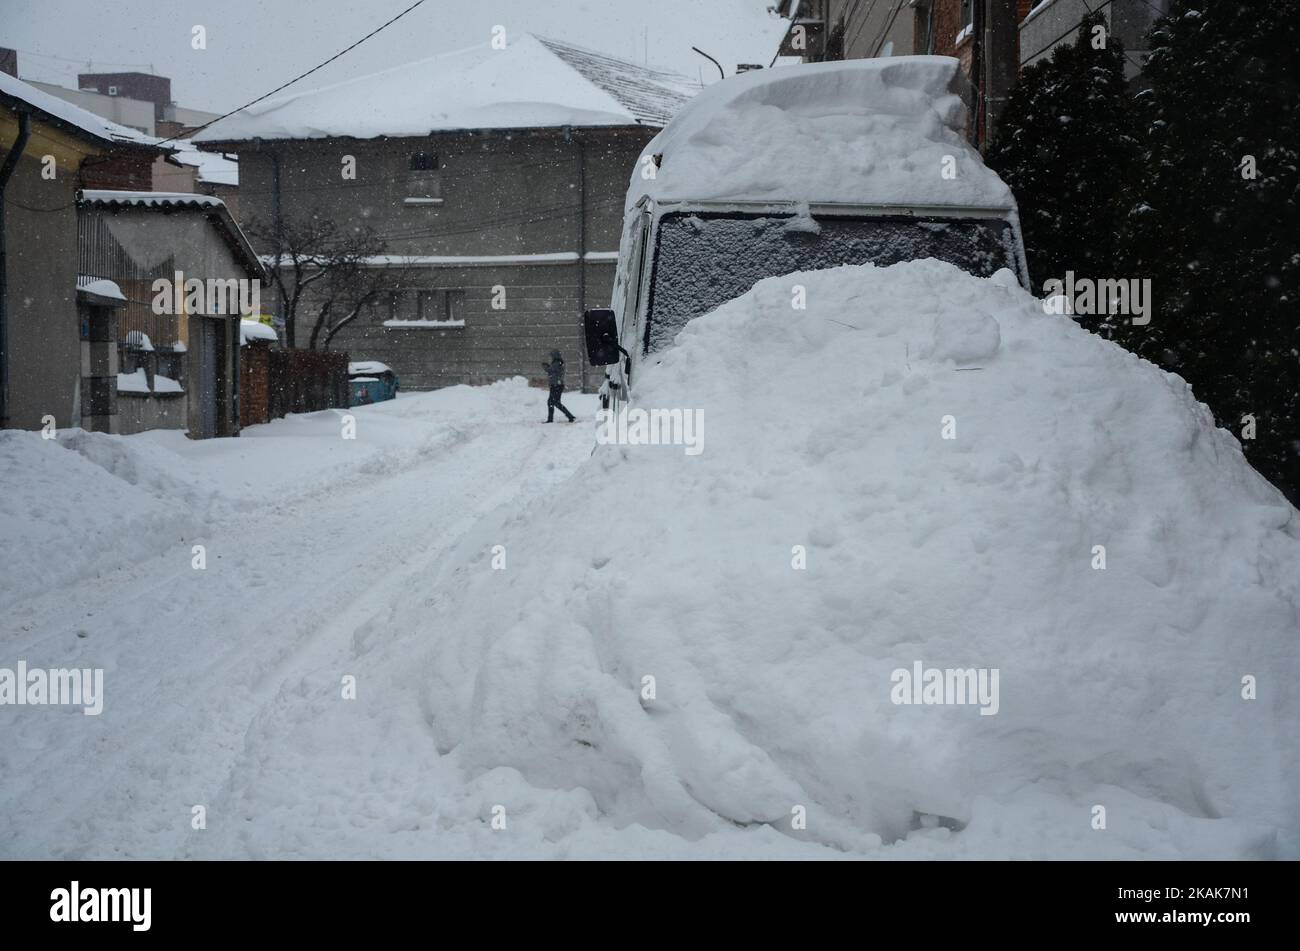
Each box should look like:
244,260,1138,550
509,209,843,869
631,56,1013,211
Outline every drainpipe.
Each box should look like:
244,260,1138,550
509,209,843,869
0,110,33,427
576,132,588,391
256,138,286,347
563,125,588,391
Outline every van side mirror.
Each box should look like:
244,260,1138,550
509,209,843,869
583,308,620,366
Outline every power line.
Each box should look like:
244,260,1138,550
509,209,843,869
844,0,887,58
155,0,429,147
1078,0,1149,72
9,47,154,70
870,0,909,58
1020,0,1117,65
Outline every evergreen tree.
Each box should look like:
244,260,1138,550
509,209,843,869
986,11,1138,289
1116,0,1300,503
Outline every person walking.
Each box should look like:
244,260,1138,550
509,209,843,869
542,349,576,423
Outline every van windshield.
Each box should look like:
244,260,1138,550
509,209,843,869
644,211,1021,354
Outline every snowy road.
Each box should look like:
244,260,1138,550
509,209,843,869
0,382,600,858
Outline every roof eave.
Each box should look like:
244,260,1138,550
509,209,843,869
1,91,166,155
79,192,267,282
194,122,662,151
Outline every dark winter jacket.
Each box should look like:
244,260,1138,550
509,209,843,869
543,351,565,387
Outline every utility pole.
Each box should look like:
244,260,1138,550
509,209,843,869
982,0,1020,147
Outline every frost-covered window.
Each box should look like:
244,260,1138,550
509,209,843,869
644,211,1019,354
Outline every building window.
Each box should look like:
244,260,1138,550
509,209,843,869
386,290,404,321
417,289,441,321
957,0,975,44
409,152,438,172
406,151,442,203
382,289,465,328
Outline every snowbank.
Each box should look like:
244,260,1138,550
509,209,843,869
409,260,1300,857
0,430,204,611
632,56,1013,210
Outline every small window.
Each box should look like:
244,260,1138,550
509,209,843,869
409,152,438,172
108,85,119,96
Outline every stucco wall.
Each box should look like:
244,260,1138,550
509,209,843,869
2,147,81,429
233,128,650,392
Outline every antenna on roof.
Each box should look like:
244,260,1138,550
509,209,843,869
691,46,724,82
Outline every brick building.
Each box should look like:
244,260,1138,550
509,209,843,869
777,1,1041,147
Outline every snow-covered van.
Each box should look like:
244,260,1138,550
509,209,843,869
583,56,1029,407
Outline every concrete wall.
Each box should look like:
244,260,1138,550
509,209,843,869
1,134,82,430
318,259,615,392
234,128,651,392
827,0,918,59
1021,0,1169,77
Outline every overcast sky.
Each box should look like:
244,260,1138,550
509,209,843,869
1,0,789,114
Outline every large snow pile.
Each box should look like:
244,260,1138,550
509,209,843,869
0,430,204,612
409,260,1299,858
634,56,1013,210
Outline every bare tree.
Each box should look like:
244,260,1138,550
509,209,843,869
244,217,405,350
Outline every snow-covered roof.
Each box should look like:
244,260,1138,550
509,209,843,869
193,33,698,143
80,190,225,210
0,71,162,150
631,56,1014,211
75,276,127,302
169,141,239,186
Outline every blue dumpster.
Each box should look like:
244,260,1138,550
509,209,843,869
348,361,399,405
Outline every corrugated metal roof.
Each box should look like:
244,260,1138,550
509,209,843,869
535,36,699,128
79,190,266,280
80,190,225,209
